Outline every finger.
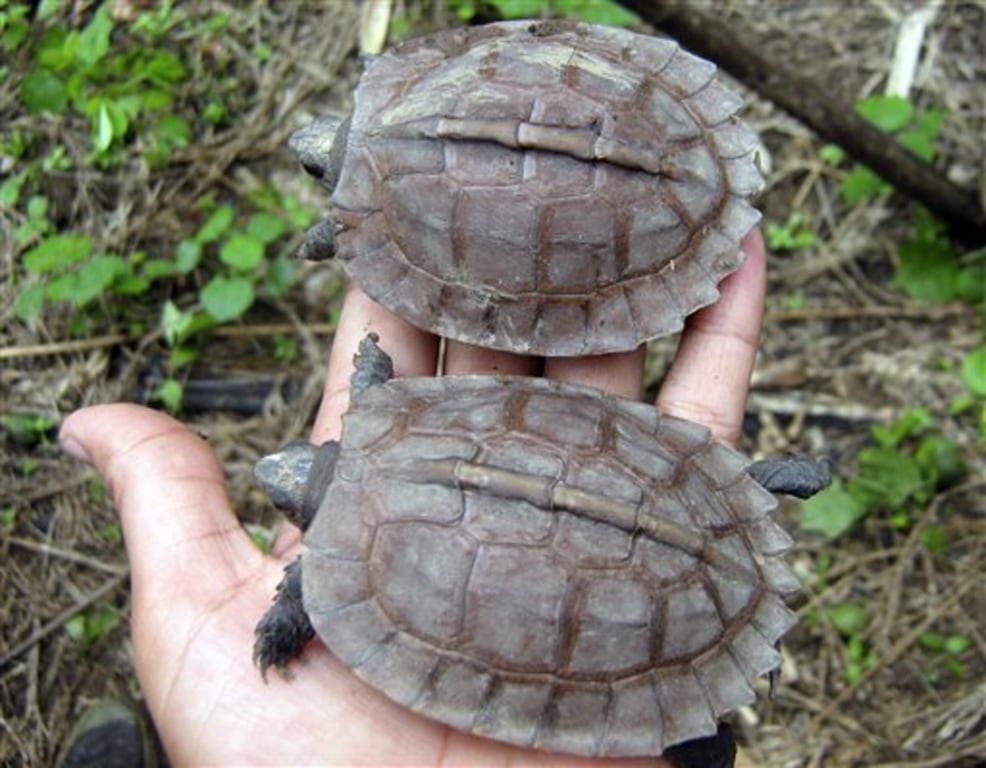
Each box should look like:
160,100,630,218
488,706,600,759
443,338,540,376
59,404,263,596
657,229,766,446
543,346,646,400
311,285,437,444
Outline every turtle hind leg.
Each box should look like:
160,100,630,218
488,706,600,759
350,333,395,398
253,558,315,680
663,722,736,768
747,455,833,499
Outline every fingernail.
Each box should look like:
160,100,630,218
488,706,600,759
60,432,92,464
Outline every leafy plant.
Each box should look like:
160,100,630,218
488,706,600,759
895,209,986,305
1,411,58,445
766,212,817,251
449,0,639,26
919,630,972,681
806,602,877,685
830,95,945,204
66,605,120,648
801,408,966,539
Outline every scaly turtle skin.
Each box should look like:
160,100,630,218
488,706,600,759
253,335,831,760
292,20,764,356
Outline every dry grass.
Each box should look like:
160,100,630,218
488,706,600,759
2,1,984,766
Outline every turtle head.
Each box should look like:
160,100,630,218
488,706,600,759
289,114,352,192
254,440,340,532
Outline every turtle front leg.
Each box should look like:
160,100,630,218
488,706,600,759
298,218,337,261
747,455,832,499
350,333,395,398
253,558,315,680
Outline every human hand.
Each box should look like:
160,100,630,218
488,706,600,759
59,230,766,766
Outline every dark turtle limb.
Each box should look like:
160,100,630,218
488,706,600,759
747,455,832,499
351,333,395,398
253,558,315,679
664,723,736,768
298,219,337,261
254,441,340,532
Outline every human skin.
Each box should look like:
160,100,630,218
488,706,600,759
59,230,766,766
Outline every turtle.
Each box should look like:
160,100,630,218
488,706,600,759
290,20,764,356
253,334,831,760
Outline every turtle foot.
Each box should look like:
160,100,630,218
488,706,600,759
663,722,736,768
298,219,336,261
747,455,832,499
351,333,395,398
253,558,315,680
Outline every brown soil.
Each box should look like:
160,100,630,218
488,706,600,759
2,2,983,766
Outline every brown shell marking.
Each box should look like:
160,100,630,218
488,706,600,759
301,376,797,756
327,21,763,355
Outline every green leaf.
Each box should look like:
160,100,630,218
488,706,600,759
922,525,948,553
944,635,971,656
24,234,94,273
196,204,235,243
488,0,548,17
900,108,946,161
869,407,932,448
175,239,202,273
76,3,113,67
919,631,946,652
45,272,80,302
201,275,254,322
896,234,961,302
855,95,914,132
74,255,126,305
828,602,870,637
111,273,149,295
145,50,186,84
450,0,478,21
851,447,927,509
37,25,77,71
557,0,639,25
152,378,183,414
20,70,67,113
14,283,45,321
93,101,114,152
219,233,265,271
169,345,199,369
141,258,179,280
840,165,890,204
246,212,287,244
800,478,867,539
2,13,30,52
1,412,57,443
0,171,27,206
153,114,191,152
161,300,193,346
819,144,846,166
265,255,296,298
961,345,986,397
915,435,966,487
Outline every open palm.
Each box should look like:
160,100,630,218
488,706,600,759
60,233,766,766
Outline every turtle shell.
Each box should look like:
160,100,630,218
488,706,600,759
321,20,763,355
300,375,798,756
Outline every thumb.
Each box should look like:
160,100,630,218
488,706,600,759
59,404,264,602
